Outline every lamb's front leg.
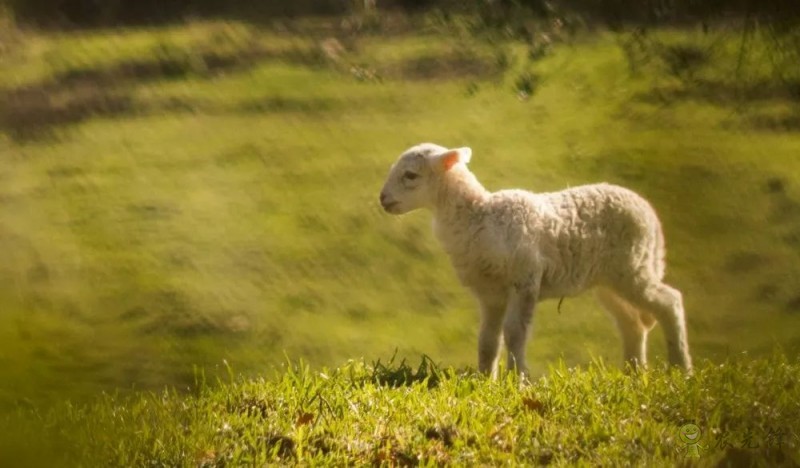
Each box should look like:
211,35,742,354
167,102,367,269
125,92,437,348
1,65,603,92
503,287,537,377
476,292,507,378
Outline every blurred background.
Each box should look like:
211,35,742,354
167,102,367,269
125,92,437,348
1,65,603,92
0,0,799,408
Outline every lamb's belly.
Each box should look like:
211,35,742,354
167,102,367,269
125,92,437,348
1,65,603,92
454,257,508,289
539,265,599,299
539,282,588,300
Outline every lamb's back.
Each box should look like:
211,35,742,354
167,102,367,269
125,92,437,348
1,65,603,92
484,183,662,296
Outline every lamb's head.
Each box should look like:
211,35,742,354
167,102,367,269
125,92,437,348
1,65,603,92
379,143,472,214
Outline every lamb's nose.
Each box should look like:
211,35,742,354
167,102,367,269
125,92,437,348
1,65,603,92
379,192,388,205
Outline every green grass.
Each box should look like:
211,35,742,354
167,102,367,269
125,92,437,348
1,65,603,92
4,353,799,466
1,14,800,426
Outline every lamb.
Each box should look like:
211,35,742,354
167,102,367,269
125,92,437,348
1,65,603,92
378,143,692,376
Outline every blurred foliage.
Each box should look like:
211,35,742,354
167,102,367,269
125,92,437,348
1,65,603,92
0,0,350,25
1,0,799,28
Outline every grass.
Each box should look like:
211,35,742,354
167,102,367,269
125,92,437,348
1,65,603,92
0,15,800,463
4,353,799,466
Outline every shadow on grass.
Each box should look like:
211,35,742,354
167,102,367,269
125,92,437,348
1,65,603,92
0,43,320,142
745,111,800,132
0,49,265,141
392,50,502,81
0,85,134,142
637,77,800,111
0,37,499,142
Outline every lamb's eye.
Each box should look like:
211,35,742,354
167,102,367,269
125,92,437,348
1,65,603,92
403,171,419,181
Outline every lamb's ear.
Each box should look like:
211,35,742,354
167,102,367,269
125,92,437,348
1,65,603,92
431,147,472,173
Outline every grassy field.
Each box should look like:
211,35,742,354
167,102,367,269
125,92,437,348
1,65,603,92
0,10,799,431
5,353,799,466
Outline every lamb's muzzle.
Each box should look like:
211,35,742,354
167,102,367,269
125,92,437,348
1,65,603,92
379,191,398,212
379,143,693,377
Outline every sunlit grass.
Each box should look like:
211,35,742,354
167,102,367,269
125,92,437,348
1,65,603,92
5,353,799,466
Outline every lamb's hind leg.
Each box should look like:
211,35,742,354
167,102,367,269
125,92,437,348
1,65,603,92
595,288,649,371
617,281,692,371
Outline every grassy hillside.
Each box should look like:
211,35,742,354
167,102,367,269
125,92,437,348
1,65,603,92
4,353,799,466
0,16,799,411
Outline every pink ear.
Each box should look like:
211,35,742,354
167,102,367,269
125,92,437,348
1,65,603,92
441,151,459,171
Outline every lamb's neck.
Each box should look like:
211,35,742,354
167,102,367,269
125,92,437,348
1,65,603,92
431,169,490,225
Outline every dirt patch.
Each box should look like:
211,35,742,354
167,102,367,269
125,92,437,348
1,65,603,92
126,289,249,337
46,165,85,179
0,83,133,141
724,251,770,274
387,50,500,81
126,202,179,220
754,283,780,301
637,77,800,106
765,177,787,195
0,46,269,141
747,111,800,132
782,228,800,247
0,40,363,141
766,183,800,223
678,163,719,182
238,96,338,114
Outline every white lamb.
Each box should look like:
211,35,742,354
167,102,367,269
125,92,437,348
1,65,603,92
379,143,692,376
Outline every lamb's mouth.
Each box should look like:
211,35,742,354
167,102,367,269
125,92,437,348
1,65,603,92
382,201,400,212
